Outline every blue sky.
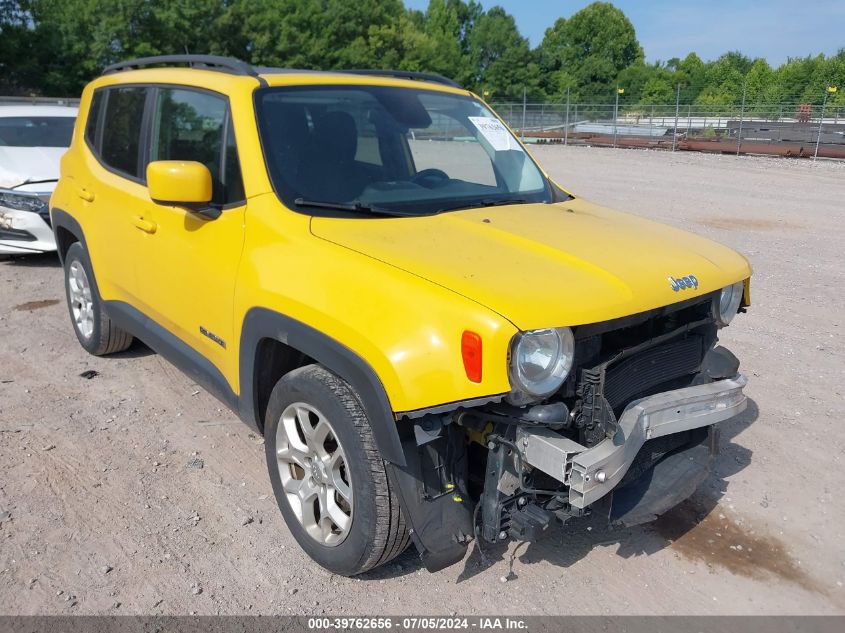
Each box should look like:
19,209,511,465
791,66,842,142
403,0,844,65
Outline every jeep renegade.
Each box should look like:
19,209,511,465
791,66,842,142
51,55,752,576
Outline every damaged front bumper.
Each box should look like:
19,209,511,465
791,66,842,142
389,355,748,572
516,373,748,510
0,189,56,255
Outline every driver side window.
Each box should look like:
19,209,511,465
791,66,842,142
150,88,244,206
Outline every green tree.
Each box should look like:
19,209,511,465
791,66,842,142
421,0,472,82
615,62,659,103
2,0,843,111
536,17,567,96
554,1,643,99
219,0,324,69
695,52,750,106
466,6,539,100
639,75,674,105
744,58,778,114
0,1,40,94
675,52,706,101
801,51,845,104
24,0,156,95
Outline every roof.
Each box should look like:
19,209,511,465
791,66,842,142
97,55,468,96
257,70,468,95
0,105,79,118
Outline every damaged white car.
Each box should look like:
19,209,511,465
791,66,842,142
0,105,77,255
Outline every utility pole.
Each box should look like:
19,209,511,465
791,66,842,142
613,86,623,148
521,86,527,141
672,83,681,151
736,82,746,156
564,87,570,146
814,86,837,161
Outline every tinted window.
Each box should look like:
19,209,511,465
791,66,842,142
0,116,75,148
101,87,146,177
151,88,244,205
84,91,103,147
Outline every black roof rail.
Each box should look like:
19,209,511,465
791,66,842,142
103,55,258,77
341,69,461,89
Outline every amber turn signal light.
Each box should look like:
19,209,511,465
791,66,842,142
461,330,482,383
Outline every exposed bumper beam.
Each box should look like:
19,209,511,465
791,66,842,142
516,373,748,509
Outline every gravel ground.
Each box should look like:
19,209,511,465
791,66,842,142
1,146,843,615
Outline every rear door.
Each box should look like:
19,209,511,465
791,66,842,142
79,85,151,304
134,86,246,387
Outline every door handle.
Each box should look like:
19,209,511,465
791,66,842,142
133,216,158,234
77,187,95,202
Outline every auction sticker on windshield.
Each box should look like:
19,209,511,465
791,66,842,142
468,116,523,152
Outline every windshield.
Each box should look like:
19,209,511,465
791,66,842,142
0,116,75,148
255,85,552,215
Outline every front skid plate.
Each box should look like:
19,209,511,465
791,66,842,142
516,373,748,508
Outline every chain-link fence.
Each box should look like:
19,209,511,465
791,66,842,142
2,91,842,160
492,90,844,160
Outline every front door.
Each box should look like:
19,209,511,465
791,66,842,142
134,86,247,389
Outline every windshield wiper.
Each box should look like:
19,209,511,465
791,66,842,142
294,198,414,217
435,198,532,214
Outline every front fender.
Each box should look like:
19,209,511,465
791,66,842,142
238,307,407,465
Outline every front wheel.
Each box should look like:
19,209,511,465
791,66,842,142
264,364,410,575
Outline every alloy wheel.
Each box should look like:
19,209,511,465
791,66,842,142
275,402,353,546
68,260,94,339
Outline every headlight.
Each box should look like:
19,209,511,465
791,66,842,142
509,327,574,400
0,190,49,214
714,281,744,326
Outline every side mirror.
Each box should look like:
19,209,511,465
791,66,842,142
147,160,219,219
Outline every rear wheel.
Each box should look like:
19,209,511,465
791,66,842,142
264,364,410,575
63,242,133,356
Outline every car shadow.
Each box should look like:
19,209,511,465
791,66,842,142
363,397,759,583
2,252,61,268
113,338,156,358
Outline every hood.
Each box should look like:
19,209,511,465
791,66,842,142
0,146,64,190
310,199,752,330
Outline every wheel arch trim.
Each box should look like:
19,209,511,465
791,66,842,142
50,207,87,264
239,307,406,466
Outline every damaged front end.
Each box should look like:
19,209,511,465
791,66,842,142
390,293,749,572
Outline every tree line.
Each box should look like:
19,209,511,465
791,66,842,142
1,0,843,107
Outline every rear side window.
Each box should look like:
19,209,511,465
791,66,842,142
150,87,244,205
100,87,146,177
84,90,103,147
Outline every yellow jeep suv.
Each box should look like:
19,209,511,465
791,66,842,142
52,55,752,576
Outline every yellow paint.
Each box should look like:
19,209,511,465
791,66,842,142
53,66,752,419
147,161,212,204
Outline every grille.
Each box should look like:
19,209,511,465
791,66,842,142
603,335,704,409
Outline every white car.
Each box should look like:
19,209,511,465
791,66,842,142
0,105,78,255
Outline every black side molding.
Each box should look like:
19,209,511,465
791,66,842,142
105,300,241,416
239,307,406,466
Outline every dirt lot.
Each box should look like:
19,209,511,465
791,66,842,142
1,146,844,616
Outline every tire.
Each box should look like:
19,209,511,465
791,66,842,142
264,364,410,575
63,242,133,356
